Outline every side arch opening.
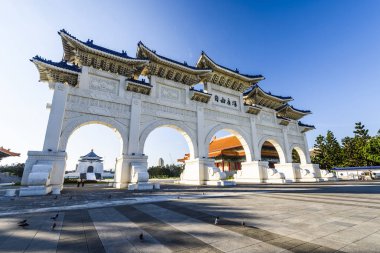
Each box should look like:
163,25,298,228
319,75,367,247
291,145,307,164
259,138,286,167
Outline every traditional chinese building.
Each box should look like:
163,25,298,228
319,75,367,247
76,149,104,180
0,147,20,161
178,135,281,171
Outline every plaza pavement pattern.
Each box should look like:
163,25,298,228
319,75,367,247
0,182,380,252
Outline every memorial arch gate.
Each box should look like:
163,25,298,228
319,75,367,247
20,30,334,196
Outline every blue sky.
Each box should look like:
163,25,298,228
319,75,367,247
1,0,379,169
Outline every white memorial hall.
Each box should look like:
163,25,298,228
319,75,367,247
20,30,334,196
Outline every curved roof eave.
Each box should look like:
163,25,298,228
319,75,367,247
59,30,148,65
137,42,212,74
31,56,81,74
244,85,293,102
197,52,265,82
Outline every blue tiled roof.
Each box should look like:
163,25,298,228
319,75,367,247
243,84,292,100
81,150,102,159
298,121,315,128
127,78,152,87
138,41,210,71
276,104,311,114
201,51,264,79
276,116,290,121
189,87,212,95
290,106,311,114
59,29,135,60
31,55,81,72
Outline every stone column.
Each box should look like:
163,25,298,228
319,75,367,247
196,106,206,158
20,82,69,196
127,98,142,155
239,93,245,113
250,117,260,161
113,97,154,190
281,126,291,163
180,106,206,184
78,66,90,89
119,75,126,96
43,83,69,152
302,133,312,164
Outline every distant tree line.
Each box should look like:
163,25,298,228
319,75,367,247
312,122,380,171
0,163,25,177
148,164,183,178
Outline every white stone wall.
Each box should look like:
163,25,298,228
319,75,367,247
76,161,103,174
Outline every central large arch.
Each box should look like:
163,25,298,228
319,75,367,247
138,119,198,159
204,124,253,163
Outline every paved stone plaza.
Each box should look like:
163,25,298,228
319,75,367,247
1,181,380,252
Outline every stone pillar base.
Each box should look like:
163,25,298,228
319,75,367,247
275,163,301,182
235,161,286,184
205,180,236,186
179,179,203,185
20,151,67,196
113,155,159,189
265,178,287,184
180,158,235,186
19,185,52,197
128,182,154,190
113,182,128,189
234,161,267,183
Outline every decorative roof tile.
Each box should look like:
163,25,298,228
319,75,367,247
298,121,315,128
243,84,292,100
127,78,152,87
0,147,20,158
198,51,264,81
59,29,135,60
31,56,81,73
137,41,211,72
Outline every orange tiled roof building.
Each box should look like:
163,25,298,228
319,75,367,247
178,135,280,171
0,147,20,161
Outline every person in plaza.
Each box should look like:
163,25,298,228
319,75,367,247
214,216,219,225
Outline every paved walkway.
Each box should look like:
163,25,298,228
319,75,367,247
1,181,380,252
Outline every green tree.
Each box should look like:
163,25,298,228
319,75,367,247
342,122,370,166
0,163,24,177
312,131,342,170
354,122,369,138
365,135,380,165
148,164,183,178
